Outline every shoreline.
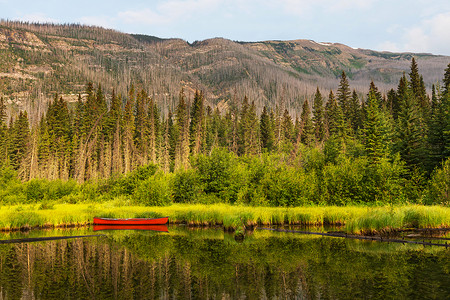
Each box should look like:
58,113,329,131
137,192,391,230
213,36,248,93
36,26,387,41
1,203,449,235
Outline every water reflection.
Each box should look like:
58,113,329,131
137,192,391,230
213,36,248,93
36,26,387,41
0,227,449,299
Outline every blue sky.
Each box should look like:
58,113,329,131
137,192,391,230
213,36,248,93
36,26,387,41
2,0,450,55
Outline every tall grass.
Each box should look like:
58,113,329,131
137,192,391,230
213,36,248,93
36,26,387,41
1,203,449,233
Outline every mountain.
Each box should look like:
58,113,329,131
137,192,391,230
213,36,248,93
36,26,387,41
0,21,448,122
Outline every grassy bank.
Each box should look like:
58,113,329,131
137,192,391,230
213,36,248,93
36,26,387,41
1,203,449,234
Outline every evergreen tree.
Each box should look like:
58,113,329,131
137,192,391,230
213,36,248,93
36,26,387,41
348,90,362,133
0,97,7,167
73,93,85,137
325,90,345,138
281,109,294,143
337,71,351,120
174,88,190,170
9,111,30,170
0,97,6,124
260,106,274,151
395,84,427,172
312,88,325,142
428,84,448,171
123,90,136,174
363,87,391,163
300,98,314,145
238,97,260,155
409,57,429,114
189,90,205,155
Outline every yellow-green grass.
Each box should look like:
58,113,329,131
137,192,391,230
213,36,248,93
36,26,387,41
0,203,449,233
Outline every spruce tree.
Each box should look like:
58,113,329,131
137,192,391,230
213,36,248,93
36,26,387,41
281,109,294,143
0,97,7,167
409,58,429,113
189,90,204,155
312,88,325,142
395,84,427,171
428,84,448,171
300,98,314,145
175,88,190,170
325,90,345,138
260,105,274,152
349,90,362,133
9,111,30,170
337,71,351,120
363,87,391,163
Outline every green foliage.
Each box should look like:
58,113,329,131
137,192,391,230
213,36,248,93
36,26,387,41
172,169,202,203
261,165,315,206
133,172,172,206
25,179,79,203
425,158,450,205
193,148,241,203
105,164,158,196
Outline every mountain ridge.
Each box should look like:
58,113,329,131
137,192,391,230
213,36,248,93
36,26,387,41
0,21,449,121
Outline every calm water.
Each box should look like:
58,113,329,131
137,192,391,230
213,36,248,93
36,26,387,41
0,226,449,300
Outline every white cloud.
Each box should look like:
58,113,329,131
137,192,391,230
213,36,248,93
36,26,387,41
118,0,222,25
19,13,59,23
79,16,115,28
276,0,377,16
379,11,450,55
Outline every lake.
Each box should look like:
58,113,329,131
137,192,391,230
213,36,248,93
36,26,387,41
0,226,449,299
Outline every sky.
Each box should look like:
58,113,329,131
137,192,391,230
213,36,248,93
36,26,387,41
2,0,450,55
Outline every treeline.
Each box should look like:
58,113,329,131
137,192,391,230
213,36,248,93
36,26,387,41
0,59,449,205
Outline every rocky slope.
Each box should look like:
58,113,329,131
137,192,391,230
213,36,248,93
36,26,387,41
0,21,448,120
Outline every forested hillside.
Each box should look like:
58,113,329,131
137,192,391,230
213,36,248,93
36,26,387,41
1,21,449,123
0,55,449,206
0,21,449,207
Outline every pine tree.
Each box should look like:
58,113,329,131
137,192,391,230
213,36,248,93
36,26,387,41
337,71,351,120
0,97,6,124
123,91,135,174
0,97,7,167
325,90,345,138
281,109,294,143
238,97,260,155
349,90,362,132
409,58,429,114
9,111,30,170
260,106,274,151
73,93,85,137
363,87,391,163
174,88,190,170
189,90,204,155
428,84,448,171
312,88,325,142
300,98,314,145
395,84,427,171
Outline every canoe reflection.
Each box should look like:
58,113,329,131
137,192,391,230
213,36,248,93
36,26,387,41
93,224,169,232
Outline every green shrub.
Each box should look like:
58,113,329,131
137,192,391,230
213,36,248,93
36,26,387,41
193,148,242,203
172,169,202,203
25,179,46,202
425,158,450,205
134,172,171,206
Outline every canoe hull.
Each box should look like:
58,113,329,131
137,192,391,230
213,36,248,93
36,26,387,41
93,217,168,225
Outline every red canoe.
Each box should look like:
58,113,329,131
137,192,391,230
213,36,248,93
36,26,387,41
93,216,169,225
93,224,169,232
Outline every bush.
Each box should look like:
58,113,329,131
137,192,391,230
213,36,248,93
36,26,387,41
425,158,450,205
134,172,172,206
172,169,202,203
193,148,242,203
25,179,46,202
104,164,158,196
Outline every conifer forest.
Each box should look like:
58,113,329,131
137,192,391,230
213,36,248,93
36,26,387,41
0,57,449,207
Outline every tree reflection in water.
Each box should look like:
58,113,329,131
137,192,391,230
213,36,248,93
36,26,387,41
0,229,449,299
